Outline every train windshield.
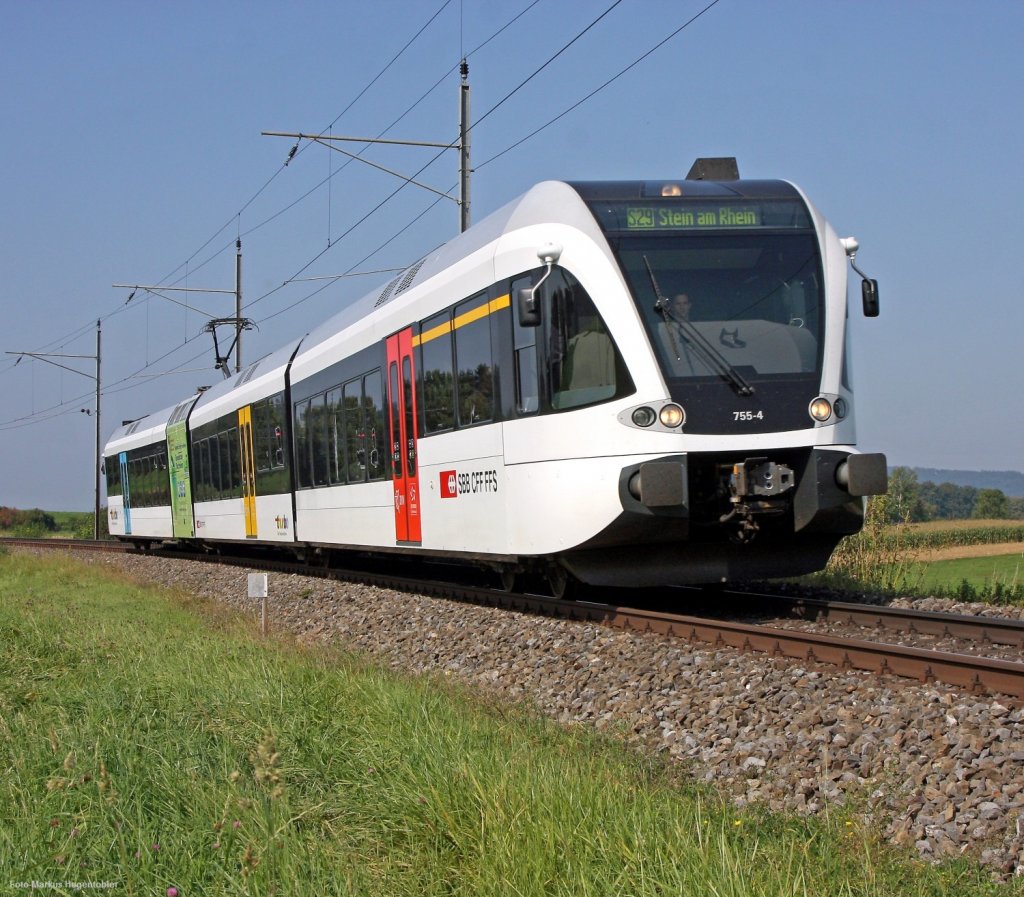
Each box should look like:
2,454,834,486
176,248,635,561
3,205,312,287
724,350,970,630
595,199,824,391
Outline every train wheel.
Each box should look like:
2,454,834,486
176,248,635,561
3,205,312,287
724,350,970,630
546,566,578,600
499,569,520,593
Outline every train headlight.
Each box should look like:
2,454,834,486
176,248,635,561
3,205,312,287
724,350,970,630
659,403,685,428
632,406,657,427
809,397,833,422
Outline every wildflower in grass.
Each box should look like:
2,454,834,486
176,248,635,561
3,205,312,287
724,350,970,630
251,732,283,794
734,819,743,826
50,818,60,827
213,841,221,850
167,888,179,897
241,844,260,878
97,759,117,804
233,820,241,830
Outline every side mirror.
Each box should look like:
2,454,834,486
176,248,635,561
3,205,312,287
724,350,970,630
861,279,879,317
517,287,541,327
843,237,880,318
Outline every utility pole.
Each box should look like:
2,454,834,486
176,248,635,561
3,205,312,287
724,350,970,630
93,320,101,537
6,319,102,539
459,59,471,232
264,60,473,233
114,242,250,377
235,239,243,373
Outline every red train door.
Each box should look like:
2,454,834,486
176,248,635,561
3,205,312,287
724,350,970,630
386,328,422,544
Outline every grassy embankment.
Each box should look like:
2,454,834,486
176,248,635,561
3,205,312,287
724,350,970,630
0,548,1010,895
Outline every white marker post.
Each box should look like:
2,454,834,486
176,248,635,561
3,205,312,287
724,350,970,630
248,573,269,636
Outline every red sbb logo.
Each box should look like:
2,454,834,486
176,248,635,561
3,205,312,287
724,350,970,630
440,470,458,499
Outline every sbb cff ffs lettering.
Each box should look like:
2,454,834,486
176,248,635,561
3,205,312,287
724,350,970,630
439,469,498,498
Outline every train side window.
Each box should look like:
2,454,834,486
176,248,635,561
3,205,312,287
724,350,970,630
228,427,242,496
293,400,311,490
194,440,207,502
158,446,170,505
254,400,271,473
201,438,214,502
208,436,221,499
389,362,403,479
453,293,494,426
215,431,229,499
325,387,343,485
511,275,539,414
269,394,286,470
544,270,627,411
402,357,416,477
130,458,143,506
311,394,329,487
343,378,365,483
419,309,455,434
105,457,121,497
364,370,386,481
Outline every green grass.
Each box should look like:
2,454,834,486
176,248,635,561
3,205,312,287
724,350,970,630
0,550,1014,895
915,552,1023,604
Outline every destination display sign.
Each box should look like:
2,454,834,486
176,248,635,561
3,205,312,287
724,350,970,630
626,205,762,229
591,199,811,232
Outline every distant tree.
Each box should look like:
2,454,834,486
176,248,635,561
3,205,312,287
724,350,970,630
1008,497,1024,520
918,481,978,520
886,467,929,523
972,488,1010,520
0,507,57,534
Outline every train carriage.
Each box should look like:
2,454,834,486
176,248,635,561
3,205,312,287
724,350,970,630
187,340,300,543
104,400,191,541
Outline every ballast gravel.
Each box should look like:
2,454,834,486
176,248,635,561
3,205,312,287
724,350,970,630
72,551,1024,880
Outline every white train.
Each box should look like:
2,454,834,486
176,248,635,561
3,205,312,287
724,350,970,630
104,159,887,592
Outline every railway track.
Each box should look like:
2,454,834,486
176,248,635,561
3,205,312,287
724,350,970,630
7,536,1024,700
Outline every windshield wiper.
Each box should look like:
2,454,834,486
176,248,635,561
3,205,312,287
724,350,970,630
643,256,754,397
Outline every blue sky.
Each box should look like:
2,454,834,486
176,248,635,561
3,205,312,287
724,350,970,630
1,0,1022,511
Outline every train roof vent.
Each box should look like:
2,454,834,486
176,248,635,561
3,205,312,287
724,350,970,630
233,360,262,389
394,256,427,297
374,274,402,308
169,400,190,424
686,157,739,181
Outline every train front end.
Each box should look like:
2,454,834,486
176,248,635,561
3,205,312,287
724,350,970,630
557,169,887,585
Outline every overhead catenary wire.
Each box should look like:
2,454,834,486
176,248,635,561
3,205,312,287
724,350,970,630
3,0,726,433
0,0,460,385
0,0,542,394
477,0,724,170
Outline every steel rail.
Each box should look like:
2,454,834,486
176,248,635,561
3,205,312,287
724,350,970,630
720,589,1024,648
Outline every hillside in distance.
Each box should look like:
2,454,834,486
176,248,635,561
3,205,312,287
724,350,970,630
911,468,1024,497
